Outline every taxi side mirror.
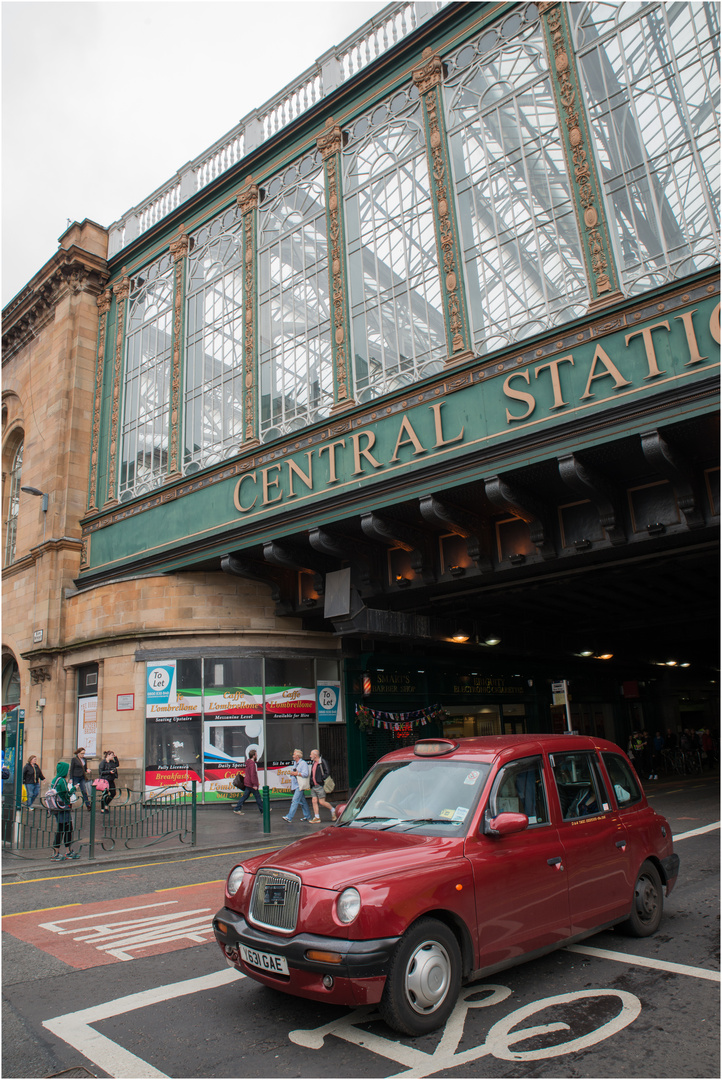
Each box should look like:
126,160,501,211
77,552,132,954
484,811,529,837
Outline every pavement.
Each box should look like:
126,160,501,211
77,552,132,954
1,795,340,878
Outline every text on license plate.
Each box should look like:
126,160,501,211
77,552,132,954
239,943,289,975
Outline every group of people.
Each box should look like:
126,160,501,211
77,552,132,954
629,726,717,777
21,748,120,860
232,747,336,824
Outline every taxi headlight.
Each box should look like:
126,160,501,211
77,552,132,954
337,887,361,924
227,867,245,896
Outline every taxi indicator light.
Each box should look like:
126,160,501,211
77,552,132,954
414,739,458,756
455,884,463,891
307,949,343,964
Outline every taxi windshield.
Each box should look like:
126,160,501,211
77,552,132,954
339,758,490,835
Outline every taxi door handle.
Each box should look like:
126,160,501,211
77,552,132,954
615,839,627,849
547,856,564,869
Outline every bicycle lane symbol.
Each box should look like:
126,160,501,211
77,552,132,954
289,983,642,1077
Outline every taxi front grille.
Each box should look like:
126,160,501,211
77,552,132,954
249,869,301,933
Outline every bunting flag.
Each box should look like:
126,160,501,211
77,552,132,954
355,703,447,731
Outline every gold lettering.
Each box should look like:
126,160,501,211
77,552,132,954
351,431,383,475
318,439,347,483
710,302,720,345
261,464,284,505
673,310,708,366
286,453,314,497
580,345,632,400
234,473,258,512
503,370,536,422
430,401,464,447
390,415,426,462
624,320,670,379
535,356,574,409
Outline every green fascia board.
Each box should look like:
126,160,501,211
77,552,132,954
80,287,720,579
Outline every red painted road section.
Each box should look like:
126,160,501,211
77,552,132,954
3,882,221,968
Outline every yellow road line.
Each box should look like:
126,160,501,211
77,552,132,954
1,844,276,887
2,903,81,917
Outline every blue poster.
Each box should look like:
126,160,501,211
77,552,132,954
146,662,177,707
317,682,342,723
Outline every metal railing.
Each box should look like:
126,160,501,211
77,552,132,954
108,1,448,256
1,783,197,859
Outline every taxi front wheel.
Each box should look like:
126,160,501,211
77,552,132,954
379,917,461,1036
622,859,663,937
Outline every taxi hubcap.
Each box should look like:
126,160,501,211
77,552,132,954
635,875,658,922
405,941,451,1013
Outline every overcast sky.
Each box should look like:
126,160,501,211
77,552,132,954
2,0,388,305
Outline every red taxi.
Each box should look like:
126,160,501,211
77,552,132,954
213,735,679,1035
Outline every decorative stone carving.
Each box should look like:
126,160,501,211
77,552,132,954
541,4,623,311
413,49,472,361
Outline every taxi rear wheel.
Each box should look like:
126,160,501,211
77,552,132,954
379,917,461,1036
622,860,663,936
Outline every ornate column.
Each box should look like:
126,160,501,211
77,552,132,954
168,224,189,478
413,48,475,367
89,288,112,511
539,2,623,311
317,117,356,413
105,270,130,505
237,178,260,448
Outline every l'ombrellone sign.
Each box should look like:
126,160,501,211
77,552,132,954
81,284,720,577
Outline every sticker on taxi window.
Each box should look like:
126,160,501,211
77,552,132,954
440,806,469,821
464,771,480,785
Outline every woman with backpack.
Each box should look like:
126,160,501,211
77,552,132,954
48,760,80,861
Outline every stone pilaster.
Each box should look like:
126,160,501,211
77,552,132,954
317,118,356,413
237,178,260,448
88,289,112,512
105,270,130,505
168,226,189,477
540,2,624,311
413,48,475,366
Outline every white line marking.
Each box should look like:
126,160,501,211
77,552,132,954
674,821,720,841
565,945,720,981
43,968,244,1079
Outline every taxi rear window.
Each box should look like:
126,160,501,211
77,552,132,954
602,752,642,807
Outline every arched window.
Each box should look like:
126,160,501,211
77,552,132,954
4,441,23,566
2,657,20,711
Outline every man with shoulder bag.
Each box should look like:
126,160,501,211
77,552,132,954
309,747,336,823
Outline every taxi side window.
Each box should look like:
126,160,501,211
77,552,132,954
491,757,549,825
550,752,609,819
602,752,642,807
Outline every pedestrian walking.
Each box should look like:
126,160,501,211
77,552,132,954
69,747,92,809
48,760,80,860
282,748,312,823
22,755,45,809
233,749,264,815
308,748,336,823
98,750,118,813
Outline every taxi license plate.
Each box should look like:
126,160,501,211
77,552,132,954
239,943,289,976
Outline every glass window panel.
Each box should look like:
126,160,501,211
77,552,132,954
184,208,244,471
257,160,334,442
343,94,446,402
573,1,720,291
119,254,174,500
3,441,22,566
445,5,588,356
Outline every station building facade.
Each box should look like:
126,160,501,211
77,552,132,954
3,1,719,798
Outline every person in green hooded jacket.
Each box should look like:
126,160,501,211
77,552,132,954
49,761,80,861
